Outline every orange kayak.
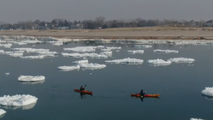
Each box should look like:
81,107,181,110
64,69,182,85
74,89,93,95
131,93,160,97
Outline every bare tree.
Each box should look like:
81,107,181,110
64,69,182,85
96,16,105,27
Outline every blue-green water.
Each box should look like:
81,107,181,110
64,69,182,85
0,42,213,120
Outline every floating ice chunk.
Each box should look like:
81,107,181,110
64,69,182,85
57,65,80,71
168,57,195,63
5,73,10,75
9,53,24,57
13,48,49,53
101,49,111,52
0,40,7,43
9,41,27,45
21,40,43,44
4,51,24,57
52,41,63,46
190,118,204,120
128,50,144,54
134,45,152,48
106,46,121,50
0,50,4,54
37,51,58,55
17,42,28,45
20,55,45,59
0,109,6,116
0,102,37,110
201,87,213,97
100,51,112,57
80,63,106,70
105,58,144,65
154,49,178,54
147,59,172,66
0,94,38,107
73,60,89,64
64,46,96,52
18,75,45,82
96,45,105,49
36,51,57,58
61,52,108,59
0,44,12,48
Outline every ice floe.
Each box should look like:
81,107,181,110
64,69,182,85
128,50,144,54
5,73,10,76
168,57,195,63
51,41,63,46
154,49,178,54
100,51,112,57
9,41,27,45
61,52,108,59
0,94,38,107
0,44,12,48
106,46,121,50
4,51,24,57
36,51,58,55
0,109,6,116
20,55,45,59
13,48,49,53
0,50,4,54
190,118,204,120
18,75,45,82
134,45,152,48
12,48,57,58
59,59,106,71
19,40,43,44
79,63,106,70
101,48,112,52
105,58,144,65
57,65,80,71
73,60,89,64
36,52,57,58
63,46,105,52
64,46,96,52
147,59,172,66
201,87,213,97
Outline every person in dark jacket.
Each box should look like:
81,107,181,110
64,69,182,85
80,86,85,91
140,89,145,97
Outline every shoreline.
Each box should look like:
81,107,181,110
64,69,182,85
1,27,213,40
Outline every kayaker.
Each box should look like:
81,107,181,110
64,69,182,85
80,86,85,91
140,89,145,97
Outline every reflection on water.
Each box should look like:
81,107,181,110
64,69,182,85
131,96,160,102
0,102,37,110
80,93,93,99
201,94,213,100
0,115,5,119
20,81,45,85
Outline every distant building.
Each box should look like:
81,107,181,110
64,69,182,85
58,27,69,30
205,20,213,27
71,24,84,29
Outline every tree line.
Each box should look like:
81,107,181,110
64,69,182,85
0,16,212,30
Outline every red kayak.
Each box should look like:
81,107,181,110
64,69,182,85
74,89,93,95
131,93,160,97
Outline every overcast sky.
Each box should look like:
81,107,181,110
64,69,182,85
0,0,213,23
